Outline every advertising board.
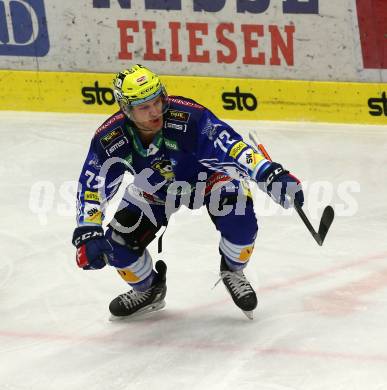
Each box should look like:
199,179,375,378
0,69,384,124
0,1,386,82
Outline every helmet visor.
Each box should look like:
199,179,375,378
121,86,169,120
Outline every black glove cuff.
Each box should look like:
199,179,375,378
257,162,288,191
72,226,104,248
264,163,288,186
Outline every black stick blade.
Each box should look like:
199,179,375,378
317,206,335,245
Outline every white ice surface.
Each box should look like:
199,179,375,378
0,112,387,390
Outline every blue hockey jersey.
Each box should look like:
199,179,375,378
76,96,272,226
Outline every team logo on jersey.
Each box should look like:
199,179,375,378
100,127,124,148
165,110,190,122
87,153,101,169
201,119,221,140
152,159,175,181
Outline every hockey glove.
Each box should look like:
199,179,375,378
259,162,304,209
72,226,113,270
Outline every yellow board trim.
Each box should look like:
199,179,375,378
0,70,385,124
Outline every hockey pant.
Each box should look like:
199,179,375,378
105,184,258,291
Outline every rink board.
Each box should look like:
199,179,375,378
0,70,385,124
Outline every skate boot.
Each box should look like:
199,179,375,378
219,256,257,320
109,260,167,319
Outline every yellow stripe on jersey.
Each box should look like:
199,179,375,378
229,141,247,159
237,148,266,171
84,210,102,224
84,191,100,202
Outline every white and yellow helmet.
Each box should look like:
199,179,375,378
113,64,168,118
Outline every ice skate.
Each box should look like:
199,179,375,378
218,256,257,320
109,260,167,320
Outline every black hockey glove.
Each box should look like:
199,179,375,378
72,226,113,270
259,162,304,209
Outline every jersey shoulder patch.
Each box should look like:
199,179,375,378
95,111,126,137
165,96,206,132
168,96,205,111
92,112,131,159
163,97,208,153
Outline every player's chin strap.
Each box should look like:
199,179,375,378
248,131,334,246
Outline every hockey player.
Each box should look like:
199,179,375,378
72,64,304,320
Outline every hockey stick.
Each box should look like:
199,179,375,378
248,132,334,246
294,202,334,246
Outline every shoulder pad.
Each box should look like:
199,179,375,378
164,96,206,132
93,111,131,158
163,97,208,153
168,96,205,111
94,111,126,137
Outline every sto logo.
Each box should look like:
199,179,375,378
0,0,49,56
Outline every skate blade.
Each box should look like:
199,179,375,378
243,310,254,320
109,300,166,321
222,289,256,320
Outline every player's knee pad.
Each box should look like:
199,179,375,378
105,228,140,268
108,206,162,255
